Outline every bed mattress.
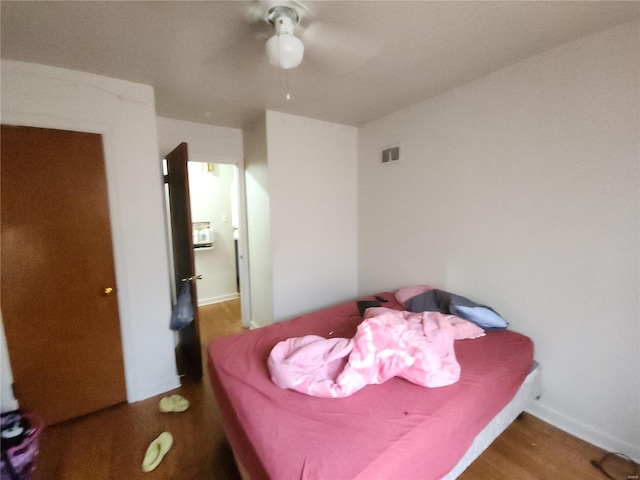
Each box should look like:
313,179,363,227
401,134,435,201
207,292,534,480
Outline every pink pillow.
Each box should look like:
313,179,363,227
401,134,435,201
395,285,434,306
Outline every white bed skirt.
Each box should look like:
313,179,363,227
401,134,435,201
444,362,542,478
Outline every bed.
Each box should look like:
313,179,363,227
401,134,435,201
207,290,539,479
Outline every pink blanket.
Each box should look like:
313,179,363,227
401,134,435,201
268,307,484,397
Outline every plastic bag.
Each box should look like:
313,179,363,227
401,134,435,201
1,410,43,480
170,282,194,331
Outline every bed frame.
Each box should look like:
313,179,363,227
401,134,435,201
445,362,540,478
208,292,539,479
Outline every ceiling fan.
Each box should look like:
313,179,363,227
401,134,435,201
242,0,379,76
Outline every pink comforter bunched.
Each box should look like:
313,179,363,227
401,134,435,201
268,307,482,398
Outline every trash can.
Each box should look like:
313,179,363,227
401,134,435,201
1,411,43,480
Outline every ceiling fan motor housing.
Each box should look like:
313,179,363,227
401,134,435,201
266,5,300,28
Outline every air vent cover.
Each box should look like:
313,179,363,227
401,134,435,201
381,145,400,164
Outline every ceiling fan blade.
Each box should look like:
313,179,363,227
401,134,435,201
203,11,273,72
301,22,381,77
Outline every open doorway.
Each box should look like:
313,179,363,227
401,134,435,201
187,161,244,343
163,155,250,369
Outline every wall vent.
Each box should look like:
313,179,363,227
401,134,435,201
381,145,400,164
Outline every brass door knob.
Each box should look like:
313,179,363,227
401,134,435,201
102,287,114,296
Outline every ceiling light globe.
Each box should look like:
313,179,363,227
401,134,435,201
266,33,304,70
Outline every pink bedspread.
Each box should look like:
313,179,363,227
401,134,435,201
207,292,534,480
268,307,484,397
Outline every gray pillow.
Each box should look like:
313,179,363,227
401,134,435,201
405,289,508,331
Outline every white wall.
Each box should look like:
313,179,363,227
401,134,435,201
266,111,359,322
0,312,19,412
243,115,274,326
243,111,359,327
1,61,180,403
156,116,242,160
358,22,639,459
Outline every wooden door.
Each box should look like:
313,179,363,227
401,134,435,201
1,125,127,425
165,143,202,379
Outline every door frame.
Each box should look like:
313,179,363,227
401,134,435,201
163,152,252,329
1,125,128,424
0,111,180,404
0,115,132,398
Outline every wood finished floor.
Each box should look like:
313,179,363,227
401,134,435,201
32,299,631,479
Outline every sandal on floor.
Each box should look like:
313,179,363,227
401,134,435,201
159,394,190,413
142,431,173,472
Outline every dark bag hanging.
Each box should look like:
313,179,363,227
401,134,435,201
170,282,194,331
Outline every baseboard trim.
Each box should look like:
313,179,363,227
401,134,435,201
127,374,181,404
249,320,261,330
198,293,239,307
526,402,640,462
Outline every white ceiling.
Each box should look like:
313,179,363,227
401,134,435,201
1,1,638,129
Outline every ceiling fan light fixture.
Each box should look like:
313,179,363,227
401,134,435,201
266,32,304,69
265,8,304,70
